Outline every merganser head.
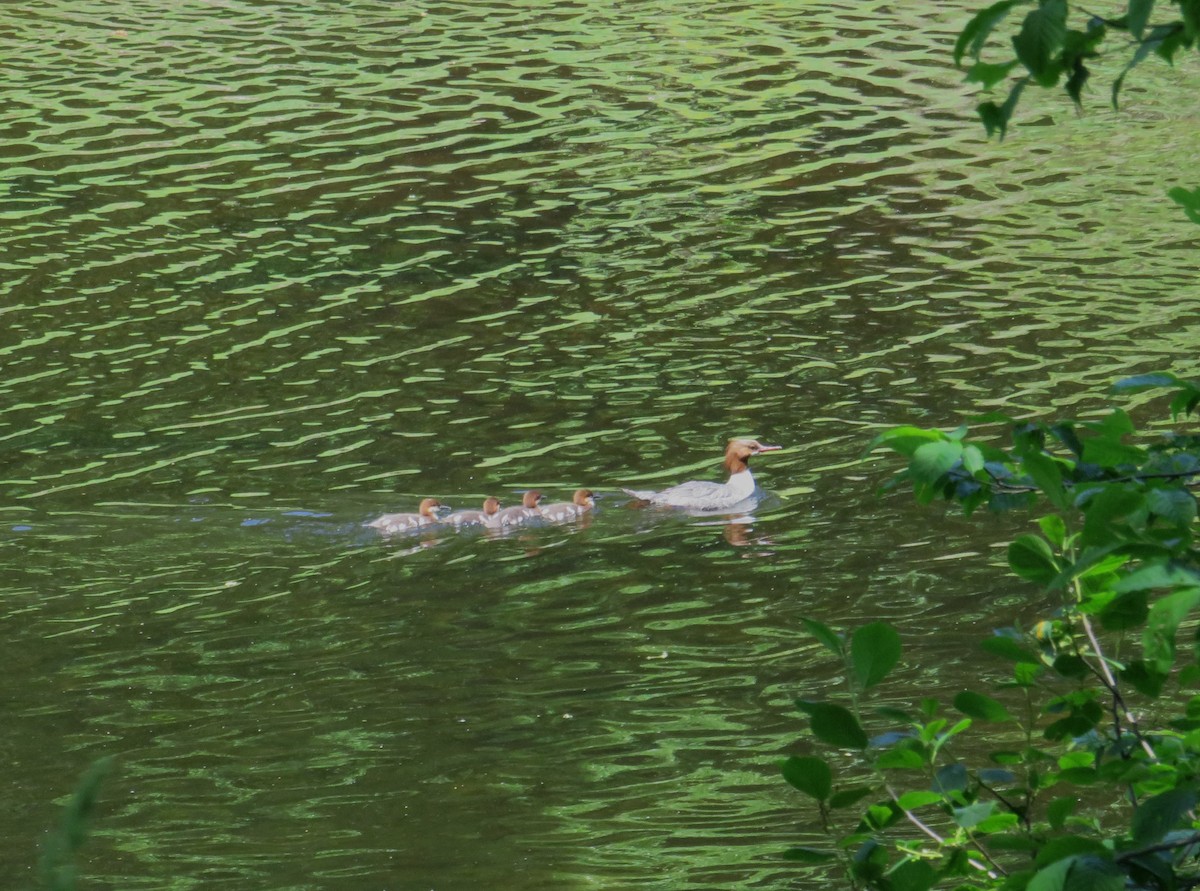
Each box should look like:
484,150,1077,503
418,498,447,518
724,439,782,474
482,496,501,515
522,490,543,509
573,488,595,507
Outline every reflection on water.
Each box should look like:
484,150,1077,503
3,0,1199,887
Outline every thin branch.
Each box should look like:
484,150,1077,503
884,786,1003,879
1115,830,1200,864
1077,613,1157,762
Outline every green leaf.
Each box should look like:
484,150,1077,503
1039,514,1067,548
829,784,875,809
889,859,938,891
1022,452,1069,509
1144,587,1200,673
781,756,832,801
1170,186,1200,225
910,440,961,498
1147,487,1197,526
1112,29,1166,108
981,635,1038,663
1099,589,1148,631
1081,436,1147,466
965,59,1021,88
1127,0,1156,39
1132,787,1198,844
869,425,946,458
782,846,838,863
896,790,943,810
1111,372,1180,393
961,443,985,476
1046,795,1076,830
1012,0,1067,86
876,748,925,770
1121,659,1167,697
978,77,1028,139
954,690,1013,722
802,617,844,656
1183,0,1200,40
1080,486,1145,548
1035,836,1109,867
1027,856,1074,891
953,800,996,829
796,700,869,750
851,622,902,691
1114,562,1200,593
1009,534,1060,584
954,0,1027,65
1063,856,1124,891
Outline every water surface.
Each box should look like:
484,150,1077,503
3,1,1199,888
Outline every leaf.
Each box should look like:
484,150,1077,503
1098,589,1148,631
1111,372,1180,393
1147,487,1197,526
1046,795,1077,829
782,846,838,863
910,441,962,504
1012,0,1067,86
1027,856,1074,891
781,756,832,801
1112,29,1166,108
829,784,875,809
1063,856,1124,891
802,617,844,656
1039,514,1067,548
1127,0,1156,39
981,635,1038,663
1144,587,1200,673
868,425,946,458
954,691,1013,722
1171,186,1200,225
897,790,943,810
954,0,1027,65
889,858,938,891
851,622,902,691
876,748,924,770
1035,836,1109,867
1080,486,1145,549
933,762,968,793
1081,437,1147,466
1121,659,1167,697
1183,0,1200,40
1132,787,1198,844
965,59,1020,88
1023,451,1069,509
953,800,996,829
796,701,869,750
979,77,1028,139
1114,562,1200,593
1009,534,1060,584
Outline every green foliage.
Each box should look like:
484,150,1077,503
956,0,1200,134
787,375,1200,889
40,758,113,891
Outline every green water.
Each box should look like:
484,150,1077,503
3,0,1199,888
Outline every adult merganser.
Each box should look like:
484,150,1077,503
540,489,594,523
367,498,448,534
444,496,502,528
493,490,543,527
623,439,782,511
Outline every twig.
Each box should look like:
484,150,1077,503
1115,830,1200,864
884,786,1002,879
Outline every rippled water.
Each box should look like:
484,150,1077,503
3,0,1199,888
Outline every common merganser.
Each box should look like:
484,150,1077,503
367,497,448,534
493,490,543,527
444,496,502,528
623,439,782,511
539,488,594,523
